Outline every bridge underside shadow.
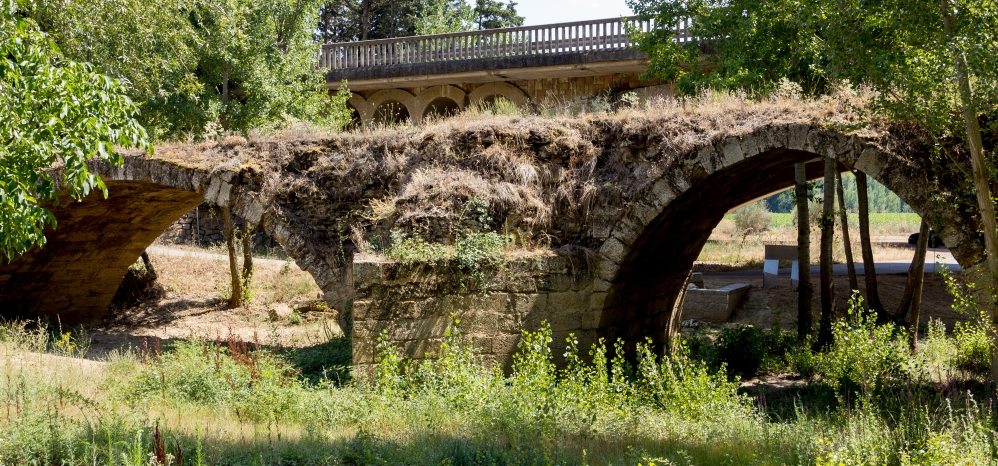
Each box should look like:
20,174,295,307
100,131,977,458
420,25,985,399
600,149,913,349
0,181,203,321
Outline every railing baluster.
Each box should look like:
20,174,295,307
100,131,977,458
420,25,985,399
320,16,692,70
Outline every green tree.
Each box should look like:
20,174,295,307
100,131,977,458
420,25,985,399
473,0,523,29
627,0,826,95
0,1,149,260
630,0,998,374
192,0,342,134
31,0,349,139
318,0,426,42
26,0,203,140
415,0,475,35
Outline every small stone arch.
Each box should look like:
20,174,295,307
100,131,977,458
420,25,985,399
367,89,418,124
414,85,467,120
468,82,530,108
591,123,982,351
348,93,374,124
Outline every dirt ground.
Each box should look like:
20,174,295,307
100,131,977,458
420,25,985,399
86,245,341,358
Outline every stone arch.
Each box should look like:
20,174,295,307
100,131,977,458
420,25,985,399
414,85,467,120
348,93,374,125
366,89,418,124
592,124,982,350
468,82,529,108
0,159,216,320
0,155,352,324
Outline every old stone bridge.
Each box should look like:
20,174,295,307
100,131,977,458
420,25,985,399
0,104,983,369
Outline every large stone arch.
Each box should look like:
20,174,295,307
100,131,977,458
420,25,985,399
0,158,217,320
0,155,350,323
468,82,529,107
592,123,981,349
414,85,467,120
366,89,419,124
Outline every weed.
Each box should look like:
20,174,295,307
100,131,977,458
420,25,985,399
819,292,908,401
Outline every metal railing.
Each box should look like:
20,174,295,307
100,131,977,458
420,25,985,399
321,16,691,70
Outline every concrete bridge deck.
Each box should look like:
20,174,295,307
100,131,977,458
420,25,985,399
0,103,984,368
323,16,676,90
321,16,692,124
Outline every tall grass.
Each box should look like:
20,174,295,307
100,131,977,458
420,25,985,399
0,315,995,465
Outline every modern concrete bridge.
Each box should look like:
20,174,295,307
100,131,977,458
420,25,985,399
324,16,691,124
0,109,984,368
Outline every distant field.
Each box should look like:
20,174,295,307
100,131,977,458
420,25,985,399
736,212,921,236
707,211,924,267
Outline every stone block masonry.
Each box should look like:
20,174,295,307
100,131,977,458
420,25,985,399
160,203,278,249
351,253,597,374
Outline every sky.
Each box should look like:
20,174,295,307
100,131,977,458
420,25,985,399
513,0,634,26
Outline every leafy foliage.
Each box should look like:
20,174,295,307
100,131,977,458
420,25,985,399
0,2,149,260
192,0,338,134
2,317,998,464
627,0,827,95
415,0,475,35
628,0,998,131
29,0,348,140
819,293,909,400
318,0,522,43
473,0,523,30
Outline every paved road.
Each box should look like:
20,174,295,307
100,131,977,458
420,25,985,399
704,248,959,279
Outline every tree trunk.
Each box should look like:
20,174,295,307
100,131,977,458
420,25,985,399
906,220,930,351
941,0,998,381
856,171,886,317
666,271,693,355
140,251,157,281
221,62,230,130
359,0,373,40
241,222,255,303
795,163,813,340
223,205,242,308
817,157,836,348
897,219,930,321
836,169,858,292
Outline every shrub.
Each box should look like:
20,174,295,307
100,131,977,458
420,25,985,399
635,340,751,421
385,230,448,266
789,345,822,379
819,293,909,400
128,340,316,423
712,326,799,379
716,326,767,378
953,314,993,375
938,265,994,375
454,232,506,269
918,318,956,373
732,201,770,240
